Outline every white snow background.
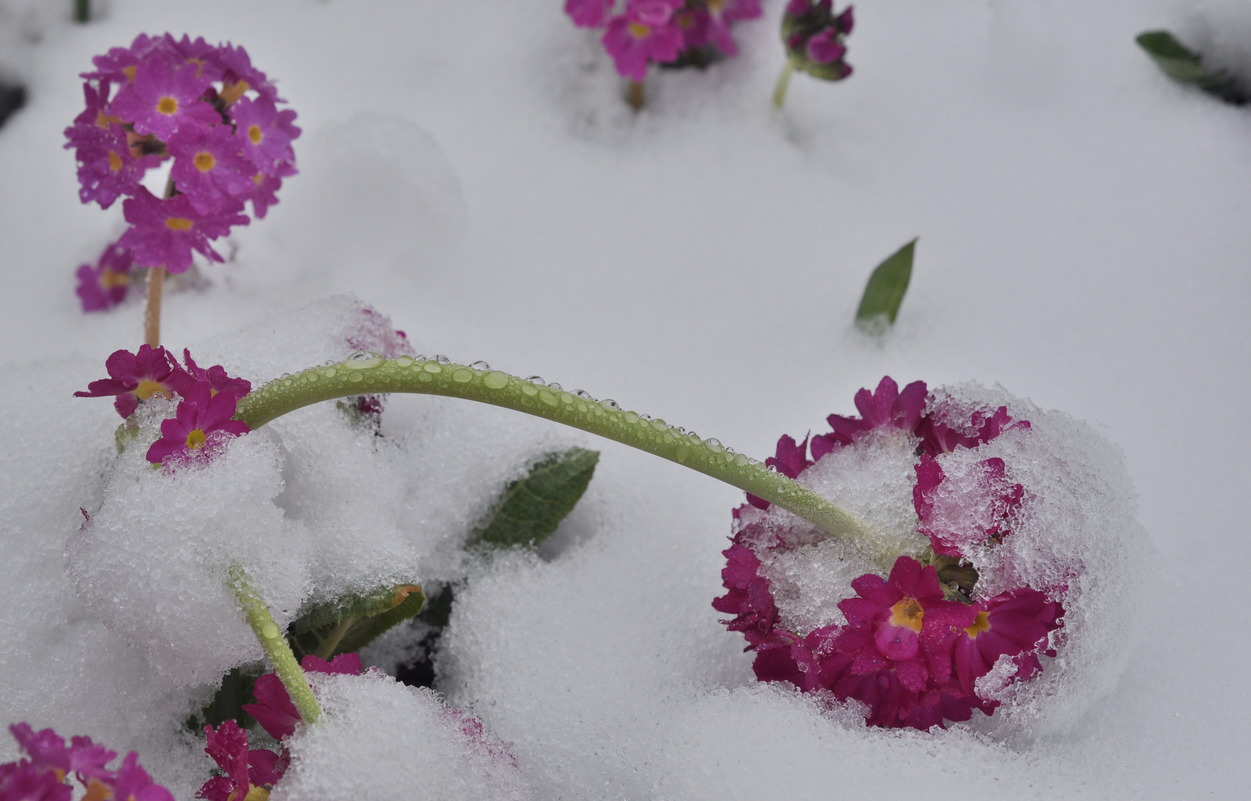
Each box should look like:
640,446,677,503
0,0,1247,798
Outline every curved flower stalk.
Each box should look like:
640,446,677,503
232,353,887,562
64,33,300,342
715,377,1067,729
774,1,855,110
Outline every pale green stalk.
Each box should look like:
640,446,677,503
227,564,321,724
236,356,897,567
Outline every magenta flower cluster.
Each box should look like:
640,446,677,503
781,1,855,81
198,654,362,801
714,377,1064,729
75,344,251,465
565,1,762,81
64,33,300,309
0,723,173,801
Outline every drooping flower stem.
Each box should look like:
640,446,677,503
773,61,796,110
227,564,321,725
235,356,892,564
626,80,645,110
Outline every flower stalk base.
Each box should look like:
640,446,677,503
773,61,795,110
235,356,893,564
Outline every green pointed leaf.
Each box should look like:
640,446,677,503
1136,31,1248,105
328,585,427,656
469,448,599,549
855,238,916,335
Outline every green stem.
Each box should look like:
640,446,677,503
74,0,90,24
227,564,321,725
773,61,796,111
315,616,356,661
235,356,897,566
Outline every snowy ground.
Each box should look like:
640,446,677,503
0,0,1247,798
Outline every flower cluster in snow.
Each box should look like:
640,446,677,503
74,344,251,465
565,0,762,81
65,33,299,310
0,723,173,801
781,1,855,81
715,378,1071,729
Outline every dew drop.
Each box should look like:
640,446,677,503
734,453,750,467
524,376,546,386
261,623,279,640
452,368,473,383
414,354,427,362
483,371,509,390
434,354,451,365
468,360,491,370
650,419,668,431
600,398,619,410
417,371,433,383
623,411,639,424
547,382,563,392
423,363,442,374
575,389,594,400
538,389,558,407
349,350,380,361
704,437,724,452
520,383,538,397
347,371,364,383
322,368,337,378
395,356,415,367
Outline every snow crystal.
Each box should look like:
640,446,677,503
272,672,535,801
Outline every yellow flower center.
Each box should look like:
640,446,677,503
107,151,123,172
100,268,129,289
165,217,194,231
156,96,179,115
888,597,925,633
628,22,651,39
185,429,207,450
243,785,271,801
248,124,264,145
965,611,991,639
134,379,168,401
194,151,216,172
708,0,724,10
122,65,137,82
82,778,111,801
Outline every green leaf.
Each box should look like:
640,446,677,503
469,448,599,549
855,238,916,335
290,583,426,660
1136,31,1248,106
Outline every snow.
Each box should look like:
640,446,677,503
1,0,1247,798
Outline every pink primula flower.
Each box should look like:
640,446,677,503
145,381,250,465
565,0,615,28
109,58,218,141
119,187,248,273
75,344,187,418
2,725,173,801
243,653,364,741
168,126,257,214
602,1,685,81
198,720,287,801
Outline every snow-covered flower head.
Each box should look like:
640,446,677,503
64,33,300,275
715,377,1071,729
1,724,174,801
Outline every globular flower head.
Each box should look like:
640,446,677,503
782,1,855,81
715,378,1066,730
66,33,300,297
